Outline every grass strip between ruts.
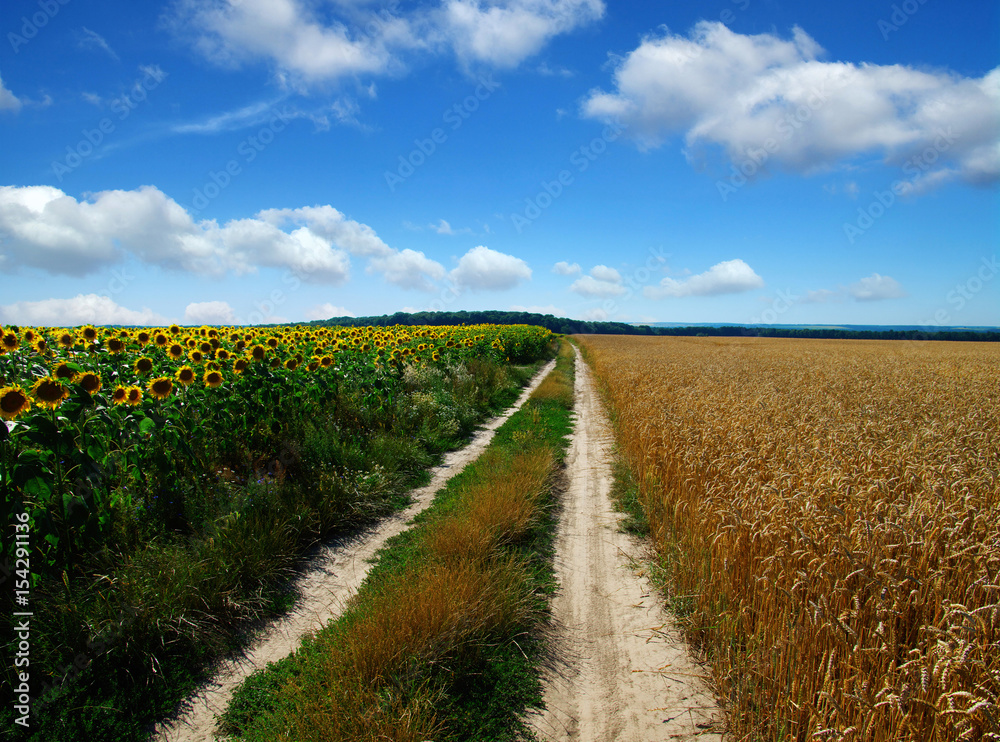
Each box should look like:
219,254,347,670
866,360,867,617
220,338,576,741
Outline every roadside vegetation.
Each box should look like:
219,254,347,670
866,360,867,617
1,322,553,741
220,338,576,741
580,335,1000,742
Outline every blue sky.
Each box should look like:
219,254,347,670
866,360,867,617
1,0,998,327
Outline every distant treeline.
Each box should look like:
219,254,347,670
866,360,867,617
309,310,1000,342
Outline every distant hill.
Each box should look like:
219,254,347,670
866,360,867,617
308,310,1000,342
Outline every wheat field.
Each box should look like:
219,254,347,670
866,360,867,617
577,335,1000,741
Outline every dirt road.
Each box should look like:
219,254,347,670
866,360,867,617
528,348,724,741
152,360,556,742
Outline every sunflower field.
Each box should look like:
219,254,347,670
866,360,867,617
0,321,554,741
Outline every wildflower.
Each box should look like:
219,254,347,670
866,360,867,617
148,377,173,400
111,385,129,405
31,377,70,409
204,370,224,388
175,366,196,386
79,372,102,394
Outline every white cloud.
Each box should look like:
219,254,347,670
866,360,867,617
183,300,237,324
170,0,603,86
569,264,625,297
847,273,906,301
0,74,21,113
367,248,446,291
449,245,531,290
580,307,608,321
801,288,841,304
569,275,625,298
583,22,1000,188
552,260,581,275
429,218,471,235
78,27,120,61
509,303,565,316
0,186,396,284
644,258,764,299
437,0,604,68
0,294,168,327
305,302,354,320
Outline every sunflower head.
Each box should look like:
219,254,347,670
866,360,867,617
79,372,102,394
249,344,267,362
136,331,152,346
175,366,196,386
0,385,31,420
233,358,248,374
199,341,212,354
126,386,143,406
148,377,174,400
217,349,230,361
1,332,19,353
168,324,181,336
188,349,204,364
53,362,79,382
134,357,154,375
204,370,224,388
31,377,70,409
285,358,299,371
168,343,185,360
106,337,126,354
267,337,279,349
80,325,99,343
57,332,75,349
320,355,333,367
111,385,129,405
154,332,169,347
33,339,50,355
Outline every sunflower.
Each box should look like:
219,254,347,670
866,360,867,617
307,360,320,372
1,332,19,353
206,361,220,371
31,377,70,409
217,349,230,361
126,386,143,406
106,337,126,354
320,355,333,367
203,370,224,388
79,325,99,343
267,337,279,349
269,357,281,369
111,385,129,405
233,358,248,374
136,331,152,347
148,377,173,400
168,324,181,336
167,343,185,360
249,344,267,362
57,332,75,349
199,341,213,354
0,385,31,420
53,362,79,382
23,329,36,343
134,357,154,375
79,372,102,395
188,349,204,364
33,339,50,355
175,366,196,386
154,332,169,347
284,358,299,371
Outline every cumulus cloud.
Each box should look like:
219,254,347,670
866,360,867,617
184,300,237,324
569,264,625,297
644,258,764,299
552,260,581,275
439,0,604,68
449,245,531,290
0,294,168,327
170,0,603,85
367,248,446,291
0,185,430,286
0,73,21,112
583,21,1000,188
847,273,906,301
305,302,354,320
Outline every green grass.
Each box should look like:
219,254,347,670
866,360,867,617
220,340,576,741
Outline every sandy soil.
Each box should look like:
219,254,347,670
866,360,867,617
527,348,725,742
151,360,556,742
